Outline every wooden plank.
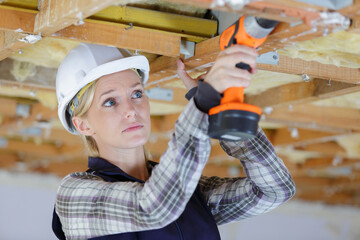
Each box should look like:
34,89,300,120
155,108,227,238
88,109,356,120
0,58,57,86
246,78,360,109
258,55,360,84
295,191,360,207
92,6,216,42
0,0,38,10
0,117,35,136
294,142,347,157
0,5,181,58
0,98,17,116
272,128,344,147
1,138,61,156
0,102,56,137
264,104,360,131
34,0,118,35
0,152,19,168
52,18,181,57
0,31,32,61
0,5,36,33
165,0,322,24
2,1,216,41
34,160,87,177
147,20,332,87
299,157,360,169
339,0,360,19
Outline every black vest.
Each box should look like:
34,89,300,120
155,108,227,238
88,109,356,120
52,158,221,240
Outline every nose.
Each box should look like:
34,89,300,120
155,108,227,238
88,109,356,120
123,99,137,119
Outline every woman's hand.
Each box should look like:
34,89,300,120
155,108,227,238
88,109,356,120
176,59,206,91
177,45,258,93
205,44,258,93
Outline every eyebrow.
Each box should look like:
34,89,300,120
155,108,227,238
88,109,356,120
99,89,115,100
98,82,142,100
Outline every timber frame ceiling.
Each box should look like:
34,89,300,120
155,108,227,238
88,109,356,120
0,0,360,207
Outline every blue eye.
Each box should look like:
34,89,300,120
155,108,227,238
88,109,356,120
133,90,143,99
103,98,116,107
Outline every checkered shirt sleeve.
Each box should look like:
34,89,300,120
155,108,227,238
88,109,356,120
55,99,211,239
198,128,296,225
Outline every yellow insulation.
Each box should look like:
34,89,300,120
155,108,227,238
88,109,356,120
279,31,360,68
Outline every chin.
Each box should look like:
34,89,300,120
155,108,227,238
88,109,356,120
122,133,149,148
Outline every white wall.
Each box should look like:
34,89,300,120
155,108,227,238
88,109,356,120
219,201,360,240
1,171,360,240
0,171,59,240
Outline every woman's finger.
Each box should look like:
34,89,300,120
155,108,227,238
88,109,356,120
176,59,198,90
219,44,258,57
217,52,257,70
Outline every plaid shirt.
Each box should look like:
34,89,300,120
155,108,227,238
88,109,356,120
55,99,295,239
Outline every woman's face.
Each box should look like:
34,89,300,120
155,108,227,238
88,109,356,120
85,69,151,150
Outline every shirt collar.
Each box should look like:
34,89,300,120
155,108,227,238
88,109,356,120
88,156,155,181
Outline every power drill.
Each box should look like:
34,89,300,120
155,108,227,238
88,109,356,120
208,15,278,141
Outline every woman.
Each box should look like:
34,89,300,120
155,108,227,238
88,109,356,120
52,43,295,240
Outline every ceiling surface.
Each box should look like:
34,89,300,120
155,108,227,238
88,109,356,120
0,0,360,207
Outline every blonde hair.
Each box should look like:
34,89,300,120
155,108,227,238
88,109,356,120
72,80,100,157
71,77,152,160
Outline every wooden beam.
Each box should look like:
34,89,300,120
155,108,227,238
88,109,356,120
0,31,32,61
299,157,360,169
34,160,88,177
0,102,56,137
91,6,216,42
0,5,36,33
339,0,360,19
0,138,61,156
34,0,118,35
294,142,347,157
165,0,324,24
272,128,345,147
147,19,335,87
0,58,57,86
258,55,360,84
0,98,17,116
0,152,19,168
246,78,360,109
264,104,360,132
45,128,82,145
52,18,181,57
0,5,182,58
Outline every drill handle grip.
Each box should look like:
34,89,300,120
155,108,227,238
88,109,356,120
221,62,250,105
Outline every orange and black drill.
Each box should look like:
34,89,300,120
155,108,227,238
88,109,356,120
208,15,278,141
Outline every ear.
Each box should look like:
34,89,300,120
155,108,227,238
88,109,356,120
72,116,95,136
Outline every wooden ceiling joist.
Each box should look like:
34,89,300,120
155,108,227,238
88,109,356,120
294,142,347,157
0,4,182,58
258,55,360,84
53,19,181,57
246,78,360,109
271,128,344,147
34,0,119,35
165,0,324,24
264,104,360,132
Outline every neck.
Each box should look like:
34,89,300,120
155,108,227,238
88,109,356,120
98,145,149,181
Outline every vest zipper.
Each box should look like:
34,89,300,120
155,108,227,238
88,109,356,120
174,221,184,240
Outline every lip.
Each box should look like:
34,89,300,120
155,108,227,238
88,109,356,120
122,122,144,132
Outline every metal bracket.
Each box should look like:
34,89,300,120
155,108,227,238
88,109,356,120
145,87,173,101
16,103,30,118
256,51,279,65
180,40,195,59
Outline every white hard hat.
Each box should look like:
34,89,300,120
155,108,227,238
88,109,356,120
56,43,150,134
